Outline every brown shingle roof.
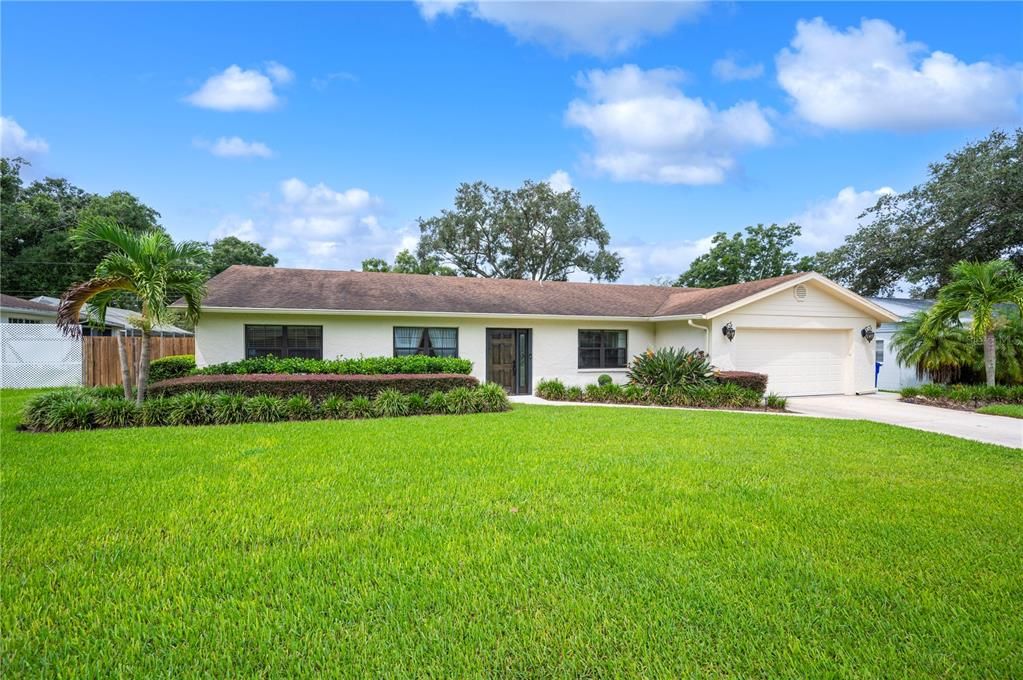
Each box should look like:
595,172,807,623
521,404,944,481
0,293,59,314
195,266,811,319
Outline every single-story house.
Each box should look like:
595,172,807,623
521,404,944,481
30,296,192,337
183,266,900,397
0,294,60,324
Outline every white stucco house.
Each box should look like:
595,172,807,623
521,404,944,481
182,266,899,397
866,297,934,391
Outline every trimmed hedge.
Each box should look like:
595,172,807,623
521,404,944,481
197,355,472,376
535,377,784,411
149,373,478,400
714,371,768,396
901,383,1023,406
148,354,197,383
20,383,509,432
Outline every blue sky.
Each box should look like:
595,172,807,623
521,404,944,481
3,1,1021,282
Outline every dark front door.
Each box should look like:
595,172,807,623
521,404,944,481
487,328,531,395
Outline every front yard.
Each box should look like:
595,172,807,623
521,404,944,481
2,388,1021,676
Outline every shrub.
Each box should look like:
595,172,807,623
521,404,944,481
628,347,714,392
148,354,197,383
285,395,317,421
321,395,348,419
444,387,478,414
168,391,217,426
87,385,127,400
246,395,286,423
565,386,584,402
426,391,448,414
765,393,788,410
21,389,98,432
407,393,427,415
94,398,139,428
597,374,613,387
474,382,510,412
535,378,567,401
140,397,174,427
197,355,472,376
585,383,625,403
375,389,411,418
212,394,249,425
714,371,768,396
149,373,479,400
347,396,373,418
902,383,1023,405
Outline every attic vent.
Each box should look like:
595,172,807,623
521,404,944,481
793,284,808,301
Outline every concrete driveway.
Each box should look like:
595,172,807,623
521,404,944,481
787,392,1022,449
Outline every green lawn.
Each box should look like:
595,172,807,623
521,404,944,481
978,404,1023,419
3,388,1021,677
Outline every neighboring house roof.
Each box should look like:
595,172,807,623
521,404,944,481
189,266,898,322
0,293,59,315
867,297,936,319
30,296,193,335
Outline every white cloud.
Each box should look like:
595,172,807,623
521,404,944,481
613,234,716,284
0,116,49,156
195,136,274,159
791,185,896,251
417,1,703,56
777,18,1023,130
311,71,357,91
210,216,260,241
185,64,293,111
546,169,572,193
264,61,295,85
712,55,764,81
565,65,773,184
213,178,411,270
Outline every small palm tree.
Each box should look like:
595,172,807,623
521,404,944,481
57,218,206,404
890,310,975,383
928,260,1023,386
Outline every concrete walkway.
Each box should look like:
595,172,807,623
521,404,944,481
511,393,1022,449
787,393,1022,449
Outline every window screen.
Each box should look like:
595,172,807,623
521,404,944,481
393,327,458,357
875,339,884,364
578,330,628,369
244,325,322,359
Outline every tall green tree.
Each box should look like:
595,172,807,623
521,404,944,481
675,223,805,288
807,129,1023,297
928,260,1023,386
202,236,278,278
1,157,165,301
56,218,207,404
361,249,455,276
417,180,622,281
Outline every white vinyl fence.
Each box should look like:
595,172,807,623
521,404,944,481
0,323,83,388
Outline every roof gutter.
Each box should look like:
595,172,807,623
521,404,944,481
688,319,711,352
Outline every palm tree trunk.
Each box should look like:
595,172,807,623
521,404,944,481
136,330,152,406
984,329,997,386
115,330,132,400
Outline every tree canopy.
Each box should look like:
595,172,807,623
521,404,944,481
416,180,623,281
361,249,454,276
202,236,278,278
674,223,808,288
804,129,1023,297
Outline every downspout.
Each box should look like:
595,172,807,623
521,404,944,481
687,319,711,356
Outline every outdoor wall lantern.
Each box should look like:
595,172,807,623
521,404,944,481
861,326,875,342
722,322,736,342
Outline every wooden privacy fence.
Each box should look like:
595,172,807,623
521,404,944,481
83,336,194,387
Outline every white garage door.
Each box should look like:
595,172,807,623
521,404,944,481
734,329,848,396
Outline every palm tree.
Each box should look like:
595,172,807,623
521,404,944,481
57,218,206,404
928,260,1023,386
890,310,975,383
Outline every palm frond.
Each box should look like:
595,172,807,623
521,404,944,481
57,277,134,337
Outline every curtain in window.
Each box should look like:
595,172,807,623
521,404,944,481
428,328,457,357
394,327,424,356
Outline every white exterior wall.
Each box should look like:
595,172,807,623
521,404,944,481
653,320,708,353
196,311,655,388
704,280,881,395
0,309,56,323
874,325,928,391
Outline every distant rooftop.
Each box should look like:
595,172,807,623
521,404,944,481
31,296,192,336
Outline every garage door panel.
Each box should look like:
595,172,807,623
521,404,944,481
734,329,847,396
